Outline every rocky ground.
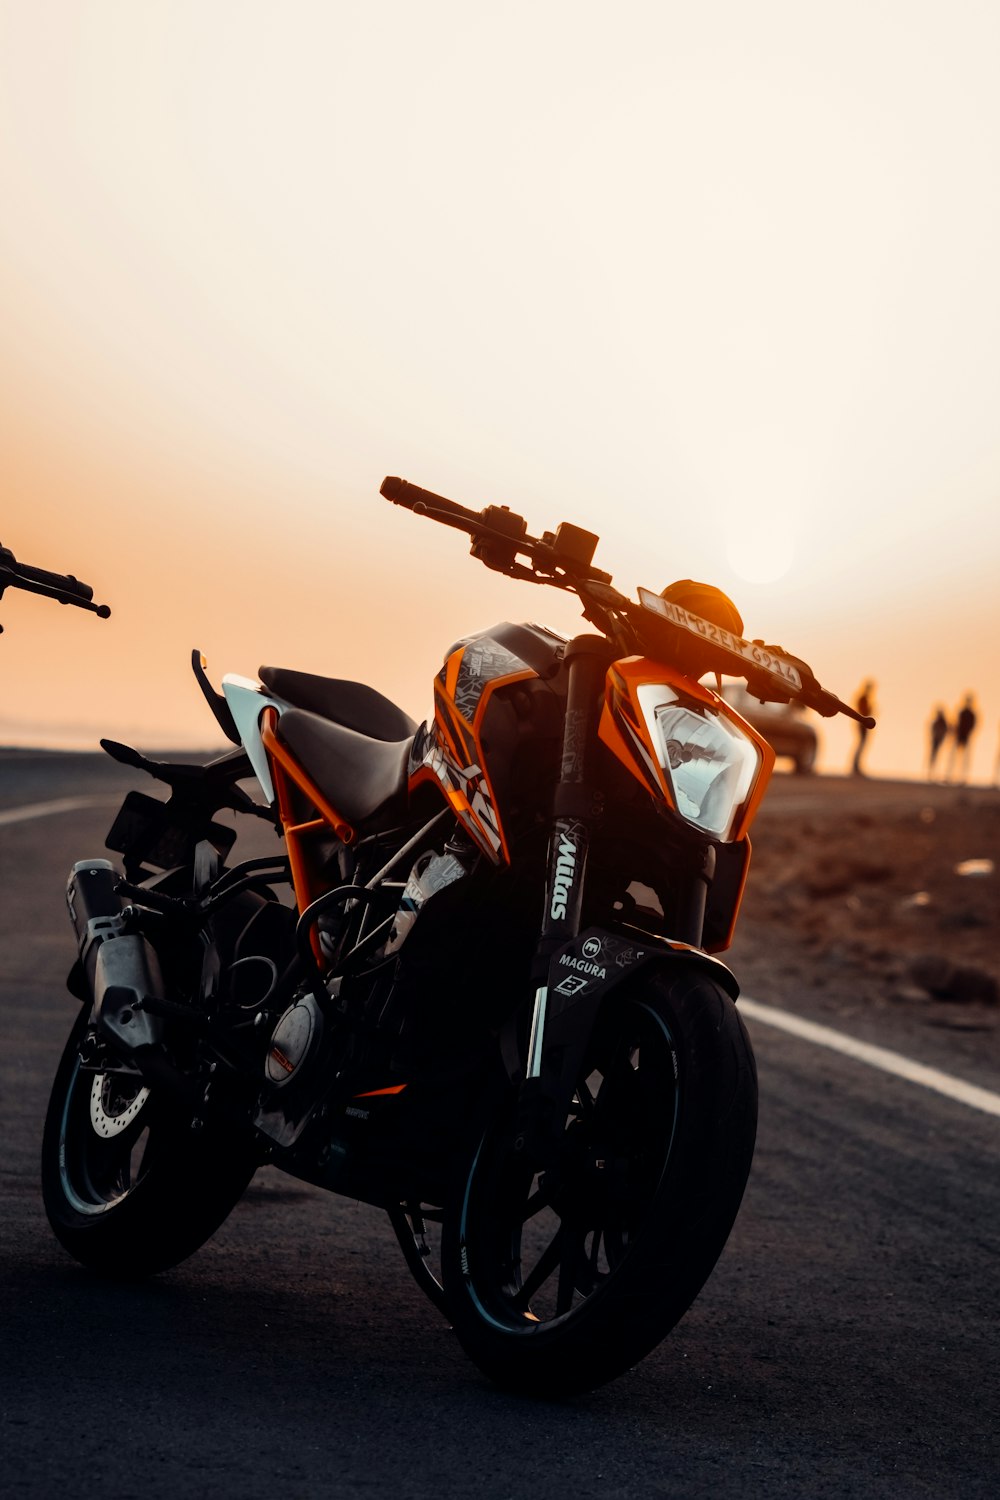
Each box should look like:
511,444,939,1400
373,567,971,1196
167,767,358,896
728,777,1000,1046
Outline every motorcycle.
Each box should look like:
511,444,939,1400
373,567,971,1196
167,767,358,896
40,478,873,1394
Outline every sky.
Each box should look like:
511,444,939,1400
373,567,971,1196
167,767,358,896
2,0,1000,783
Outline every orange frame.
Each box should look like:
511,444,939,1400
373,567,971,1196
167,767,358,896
260,707,356,960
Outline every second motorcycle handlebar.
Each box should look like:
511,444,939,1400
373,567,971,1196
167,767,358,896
0,545,111,619
13,560,95,602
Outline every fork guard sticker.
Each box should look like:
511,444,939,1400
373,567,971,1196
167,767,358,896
545,927,738,1027
546,930,651,1021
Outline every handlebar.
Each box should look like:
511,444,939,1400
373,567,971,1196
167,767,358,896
380,476,480,527
381,475,610,585
0,543,111,625
380,475,873,729
12,559,94,602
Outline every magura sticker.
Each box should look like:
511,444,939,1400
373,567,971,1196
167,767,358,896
558,952,607,979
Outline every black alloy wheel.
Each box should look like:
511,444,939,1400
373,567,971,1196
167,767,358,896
442,967,758,1395
42,1009,259,1277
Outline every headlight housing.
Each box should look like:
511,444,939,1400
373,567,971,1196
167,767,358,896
635,683,763,841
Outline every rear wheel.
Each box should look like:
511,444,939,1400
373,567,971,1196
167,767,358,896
442,966,757,1395
42,1009,259,1276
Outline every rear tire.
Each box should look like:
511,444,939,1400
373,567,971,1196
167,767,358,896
441,965,757,1395
42,1008,259,1277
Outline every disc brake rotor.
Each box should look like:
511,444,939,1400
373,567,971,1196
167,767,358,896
89,1073,150,1139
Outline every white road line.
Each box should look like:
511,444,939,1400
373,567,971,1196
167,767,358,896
740,996,1000,1120
0,796,120,828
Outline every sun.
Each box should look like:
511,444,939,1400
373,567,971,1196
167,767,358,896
724,526,796,585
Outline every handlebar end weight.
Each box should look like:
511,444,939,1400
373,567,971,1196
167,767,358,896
380,476,411,507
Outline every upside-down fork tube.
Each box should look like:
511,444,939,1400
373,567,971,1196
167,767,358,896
517,636,614,1156
520,924,738,1160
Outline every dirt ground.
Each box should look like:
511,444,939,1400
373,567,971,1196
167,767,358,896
727,777,1000,1043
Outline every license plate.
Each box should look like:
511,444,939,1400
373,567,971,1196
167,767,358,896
637,587,803,691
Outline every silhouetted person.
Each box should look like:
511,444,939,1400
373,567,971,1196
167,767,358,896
947,694,977,783
851,680,875,776
928,707,949,778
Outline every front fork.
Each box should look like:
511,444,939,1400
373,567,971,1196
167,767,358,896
517,638,738,1158
525,634,609,1078
517,637,616,1156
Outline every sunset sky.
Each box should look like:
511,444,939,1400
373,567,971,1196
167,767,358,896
2,1,999,783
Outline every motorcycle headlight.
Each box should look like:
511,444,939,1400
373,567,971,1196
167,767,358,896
635,683,762,841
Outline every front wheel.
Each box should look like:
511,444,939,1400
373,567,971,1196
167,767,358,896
42,1008,259,1277
441,966,757,1395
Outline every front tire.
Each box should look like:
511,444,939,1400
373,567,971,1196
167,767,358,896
442,965,757,1395
42,1008,259,1277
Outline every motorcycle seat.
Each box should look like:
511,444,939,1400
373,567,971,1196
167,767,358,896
259,666,418,743
275,708,411,829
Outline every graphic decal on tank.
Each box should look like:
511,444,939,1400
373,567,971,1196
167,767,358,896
408,636,538,863
452,639,531,722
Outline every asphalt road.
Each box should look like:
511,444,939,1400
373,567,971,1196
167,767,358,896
1,753,998,1499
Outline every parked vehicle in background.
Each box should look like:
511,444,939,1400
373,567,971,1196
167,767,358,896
721,682,818,774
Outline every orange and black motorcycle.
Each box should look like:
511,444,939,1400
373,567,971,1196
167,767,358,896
41,478,872,1394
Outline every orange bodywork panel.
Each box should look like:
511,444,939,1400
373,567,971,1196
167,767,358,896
408,640,536,864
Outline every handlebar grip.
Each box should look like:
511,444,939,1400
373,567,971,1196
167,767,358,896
803,682,875,727
380,476,478,524
15,561,94,602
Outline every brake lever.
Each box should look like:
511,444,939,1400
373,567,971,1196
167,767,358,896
0,559,110,616
745,653,875,726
